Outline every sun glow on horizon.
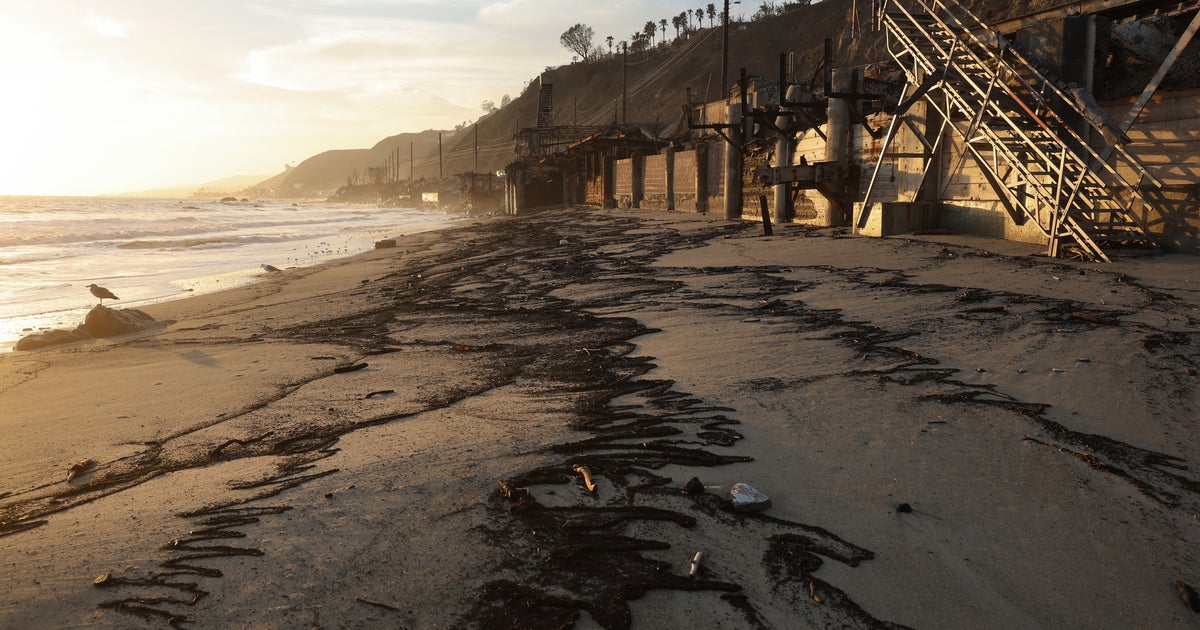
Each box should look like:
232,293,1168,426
0,0,732,197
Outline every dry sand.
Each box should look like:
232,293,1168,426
1,207,1197,628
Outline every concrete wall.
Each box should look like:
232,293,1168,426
1103,89,1200,251
614,158,634,208
641,153,669,210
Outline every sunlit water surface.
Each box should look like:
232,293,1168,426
0,196,462,350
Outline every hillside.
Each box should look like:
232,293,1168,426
250,0,1065,198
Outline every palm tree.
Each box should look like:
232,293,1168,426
659,19,667,46
707,3,716,27
695,8,705,27
606,35,614,56
643,20,657,47
672,14,683,38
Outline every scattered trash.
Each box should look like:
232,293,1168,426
807,578,822,604
497,479,529,502
363,389,395,399
1071,312,1119,326
729,482,771,512
683,477,705,495
355,595,401,611
742,317,761,323
93,571,113,587
559,239,570,246
454,345,471,352
374,238,397,249
896,503,913,514
260,264,281,273
689,551,704,577
66,459,94,482
1178,580,1200,613
332,362,369,374
1076,358,1091,363
573,465,597,494
1051,368,1066,373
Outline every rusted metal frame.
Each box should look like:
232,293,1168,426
710,126,747,155
885,0,1124,252
989,15,1165,191
793,107,828,141
1097,9,1200,169
894,5,1062,217
882,4,939,79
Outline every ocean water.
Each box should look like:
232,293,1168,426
0,196,463,350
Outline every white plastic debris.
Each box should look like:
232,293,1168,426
729,482,771,512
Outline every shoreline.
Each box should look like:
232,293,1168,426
0,206,467,352
1,208,1197,627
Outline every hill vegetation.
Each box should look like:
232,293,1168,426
247,0,1054,199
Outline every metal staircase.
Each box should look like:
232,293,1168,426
867,0,1165,261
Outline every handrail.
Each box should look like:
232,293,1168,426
876,0,1166,259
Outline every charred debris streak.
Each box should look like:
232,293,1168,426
0,208,1191,626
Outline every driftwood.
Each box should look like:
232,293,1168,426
1071,312,1120,326
354,596,400,611
689,551,704,577
333,362,369,374
66,459,94,483
758,195,773,237
572,465,597,494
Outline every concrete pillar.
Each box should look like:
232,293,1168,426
774,85,802,223
602,156,617,208
562,171,571,208
632,153,645,209
696,143,709,213
724,104,743,220
824,69,853,226
514,172,526,215
666,148,676,212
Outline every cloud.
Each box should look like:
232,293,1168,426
86,12,131,38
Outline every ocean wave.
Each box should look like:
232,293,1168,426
117,235,294,250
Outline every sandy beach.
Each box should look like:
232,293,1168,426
1,207,1198,628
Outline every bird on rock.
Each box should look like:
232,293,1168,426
87,284,119,305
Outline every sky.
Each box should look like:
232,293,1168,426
0,0,744,196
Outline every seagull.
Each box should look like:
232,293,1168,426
87,284,119,305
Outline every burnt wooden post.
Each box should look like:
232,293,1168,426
759,194,773,236
632,152,645,209
696,143,710,213
666,148,676,212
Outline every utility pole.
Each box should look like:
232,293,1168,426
438,133,443,180
722,0,737,99
474,124,479,173
622,42,628,124
410,141,414,184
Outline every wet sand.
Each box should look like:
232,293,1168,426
1,207,1198,628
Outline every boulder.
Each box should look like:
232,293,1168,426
14,329,92,351
79,305,156,338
